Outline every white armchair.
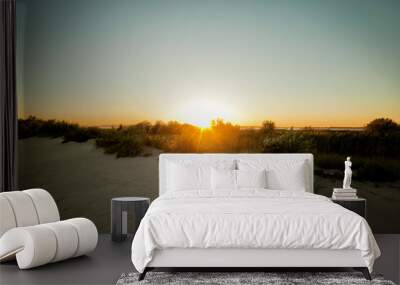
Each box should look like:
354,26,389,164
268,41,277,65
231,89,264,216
0,188,98,269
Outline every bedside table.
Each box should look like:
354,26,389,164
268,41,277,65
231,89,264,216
111,197,150,242
331,197,366,219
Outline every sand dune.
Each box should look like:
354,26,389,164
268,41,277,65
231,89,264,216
18,137,161,232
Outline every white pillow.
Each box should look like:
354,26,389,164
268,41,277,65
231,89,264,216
237,159,307,191
236,169,267,189
166,160,235,192
167,163,210,191
211,168,236,190
266,161,306,191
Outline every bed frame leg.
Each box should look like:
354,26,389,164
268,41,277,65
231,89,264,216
354,267,371,280
138,268,148,281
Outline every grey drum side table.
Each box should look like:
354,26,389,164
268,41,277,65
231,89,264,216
111,197,150,242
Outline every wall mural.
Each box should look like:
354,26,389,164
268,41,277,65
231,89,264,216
17,0,400,233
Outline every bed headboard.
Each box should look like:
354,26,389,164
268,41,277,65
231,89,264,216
159,153,314,195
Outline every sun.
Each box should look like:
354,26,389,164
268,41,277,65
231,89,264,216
187,113,213,128
174,99,235,128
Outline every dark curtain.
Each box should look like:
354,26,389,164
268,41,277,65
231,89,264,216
0,0,17,192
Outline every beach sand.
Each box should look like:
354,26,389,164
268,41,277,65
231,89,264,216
18,137,399,233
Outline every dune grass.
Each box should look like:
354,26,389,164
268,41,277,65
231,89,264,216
18,116,400,183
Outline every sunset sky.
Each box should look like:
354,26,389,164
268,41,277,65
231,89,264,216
17,0,400,127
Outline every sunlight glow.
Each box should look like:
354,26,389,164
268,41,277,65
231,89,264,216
174,99,236,128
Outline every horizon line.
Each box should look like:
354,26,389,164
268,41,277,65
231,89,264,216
77,123,367,130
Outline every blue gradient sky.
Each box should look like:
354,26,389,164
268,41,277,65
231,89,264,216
17,0,400,127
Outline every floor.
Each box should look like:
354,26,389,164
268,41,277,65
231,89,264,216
375,234,400,284
0,234,399,285
0,235,133,285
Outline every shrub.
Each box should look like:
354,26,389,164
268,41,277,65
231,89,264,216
96,131,143,157
365,118,400,135
95,130,122,149
114,137,143,158
263,132,313,153
260,120,275,136
18,116,42,138
62,127,101,143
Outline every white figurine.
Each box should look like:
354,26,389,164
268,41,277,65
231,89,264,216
343,156,352,189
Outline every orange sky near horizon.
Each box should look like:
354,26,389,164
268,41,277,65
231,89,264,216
19,112,399,129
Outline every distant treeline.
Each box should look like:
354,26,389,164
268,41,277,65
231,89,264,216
18,116,400,182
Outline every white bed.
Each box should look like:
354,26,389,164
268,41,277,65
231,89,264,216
131,154,380,280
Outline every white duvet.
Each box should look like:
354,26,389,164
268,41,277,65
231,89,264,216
131,190,380,273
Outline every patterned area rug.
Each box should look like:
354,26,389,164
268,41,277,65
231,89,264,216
116,272,395,285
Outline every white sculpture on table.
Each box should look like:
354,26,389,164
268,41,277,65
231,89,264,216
343,156,352,189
